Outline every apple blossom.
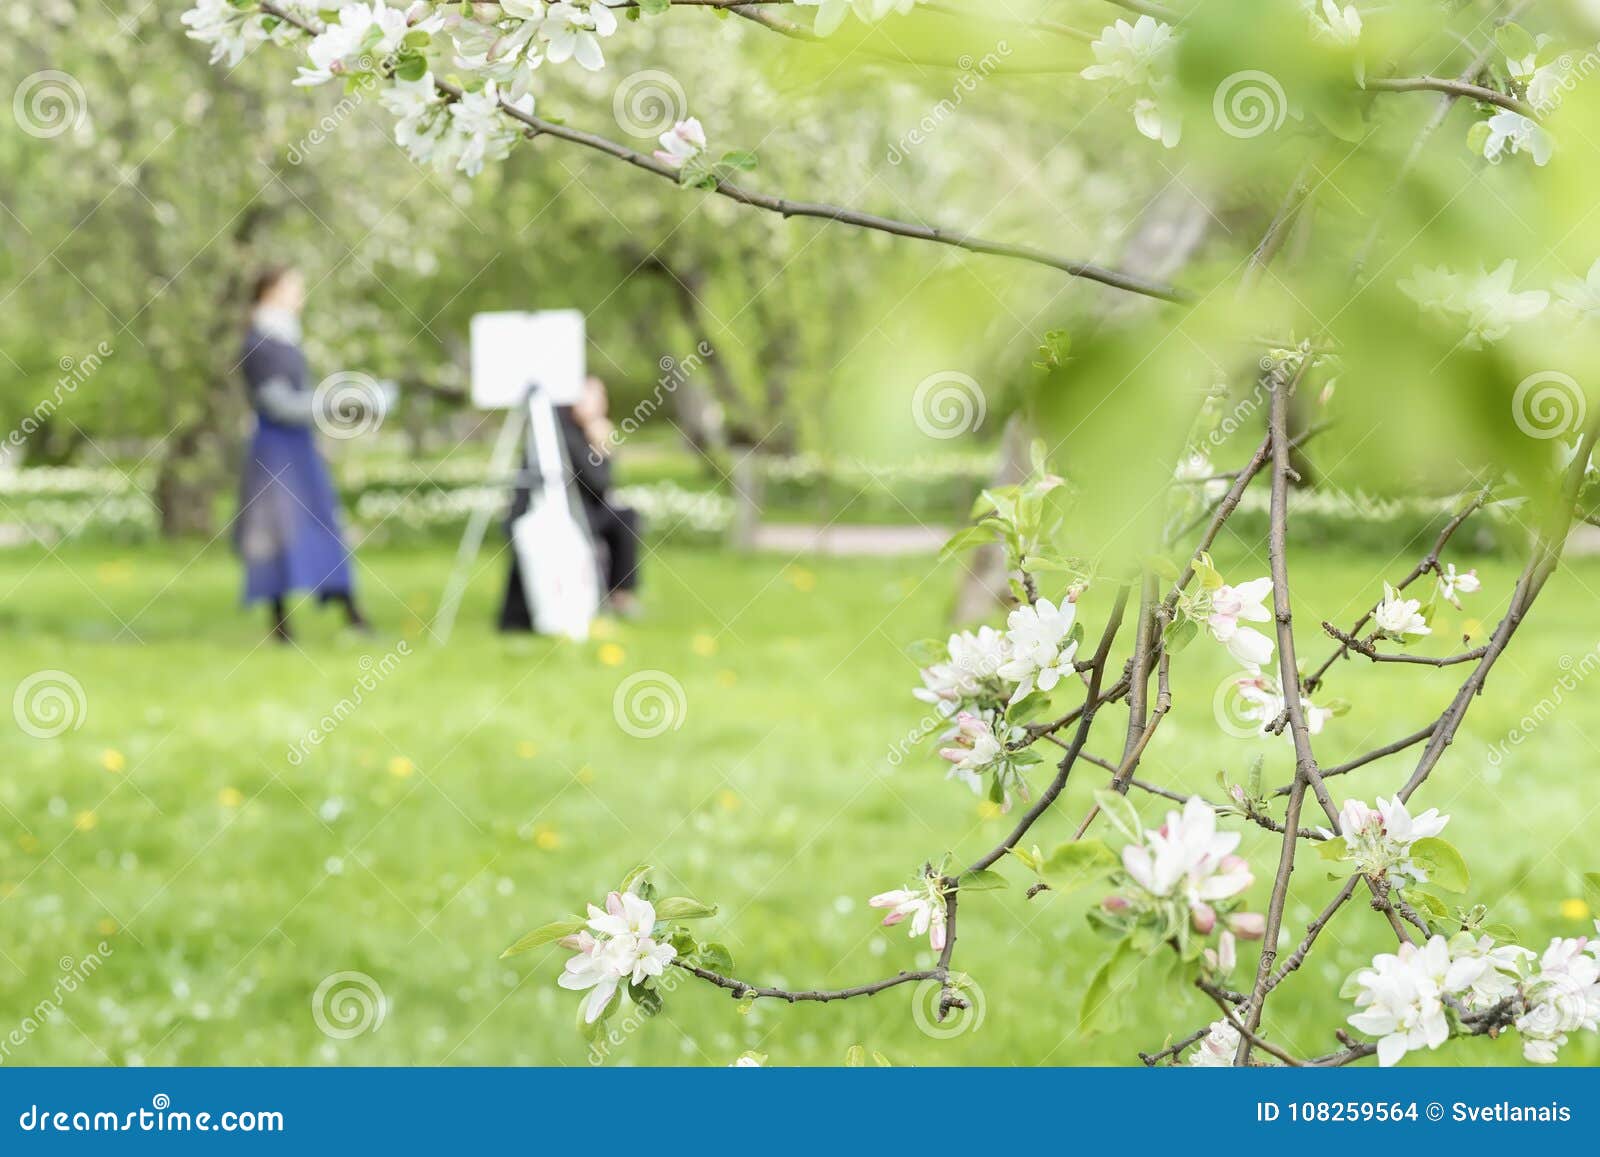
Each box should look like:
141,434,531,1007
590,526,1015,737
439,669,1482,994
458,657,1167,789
1554,258,1600,320
1233,676,1333,738
1398,260,1549,346
1081,17,1183,148
1188,1018,1241,1066
654,118,708,170
1309,1,1363,84
1120,797,1254,927
1478,110,1553,167
542,1,618,72
1348,936,1453,1066
1515,936,1600,1063
556,890,677,1023
996,595,1080,702
1436,563,1480,608
913,626,1011,715
293,2,420,87
1371,582,1430,640
869,875,948,952
1204,577,1275,672
1323,795,1448,888
937,709,1032,809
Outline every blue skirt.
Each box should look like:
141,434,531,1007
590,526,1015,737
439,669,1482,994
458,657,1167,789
235,422,353,603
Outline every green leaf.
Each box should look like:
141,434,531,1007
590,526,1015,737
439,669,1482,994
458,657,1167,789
1093,789,1142,843
1496,22,1536,65
695,941,735,973
958,868,1008,892
1410,837,1470,893
1315,836,1349,862
1407,887,1452,923
939,523,996,560
653,896,718,920
1163,616,1198,654
719,149,758,171
1078,942,1138,1036
639,0,670,13
393,52,427,82
1010,844,1043,873
1039,840,1119,893
501,917,584,958
628,980,664,1017
618,864,652,893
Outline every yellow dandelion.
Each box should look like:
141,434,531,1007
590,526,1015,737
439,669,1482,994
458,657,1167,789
787,566,816,592
977,800,1005,820
73,811,98,832
534,825,562,851
1559,897,1591,921
217,787,244,809
101,749,126,774
597,642,626,667
717,789,741,813
575,765,595,785
591,617,619,640
388,757,415,779
714,669,738,688
96,917,118,936
17,834,40,854
516,741,538,759
0,883,16,900
691,633,719,657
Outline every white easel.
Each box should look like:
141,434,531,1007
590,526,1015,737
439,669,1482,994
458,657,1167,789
432,310,596,643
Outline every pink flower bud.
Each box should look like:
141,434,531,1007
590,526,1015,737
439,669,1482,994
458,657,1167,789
1101,894,1130,913
1191,902,1216,934
1227,912,1267,940
1230,784,1246,803
1217,930,1237,973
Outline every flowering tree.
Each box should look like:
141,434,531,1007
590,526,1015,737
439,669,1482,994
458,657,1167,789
186,0,1600,1065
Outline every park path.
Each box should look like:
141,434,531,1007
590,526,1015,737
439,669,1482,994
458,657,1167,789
748,523,951,556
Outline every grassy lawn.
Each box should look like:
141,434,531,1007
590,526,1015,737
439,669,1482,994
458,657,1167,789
1,533,1597,1067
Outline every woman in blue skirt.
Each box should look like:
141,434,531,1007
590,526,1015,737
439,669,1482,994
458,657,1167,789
234,266,371,643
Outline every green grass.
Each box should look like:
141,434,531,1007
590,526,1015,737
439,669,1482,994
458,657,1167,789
1,534,1597,1067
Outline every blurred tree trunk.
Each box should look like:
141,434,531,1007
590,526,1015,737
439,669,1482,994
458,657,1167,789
951,186,1213,623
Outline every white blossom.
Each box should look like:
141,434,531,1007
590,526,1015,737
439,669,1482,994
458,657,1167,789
1397,260,1549,346
795,0,918,38
913,626,1011,715
1205,577,1274,672
543,1,618,72
1516,935,1600,1063
1233,676,1332,738
556,890,676,1023
1325,795,1448,888
1372,582,1430,640
1121,796,1253,928
1479,110,1553,167
1348,936,1454,1067
1436,563,1480,609
1308,0,1363,84
937,709,1031,810
654,118,707,170
996,595,1080,702
294,2,414,87
1554,258,1600,320
869,876,947,951
1188,1017,1240,1066
1081,17,1183,148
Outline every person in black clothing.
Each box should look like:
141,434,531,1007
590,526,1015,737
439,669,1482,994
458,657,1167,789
498,376,641,631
